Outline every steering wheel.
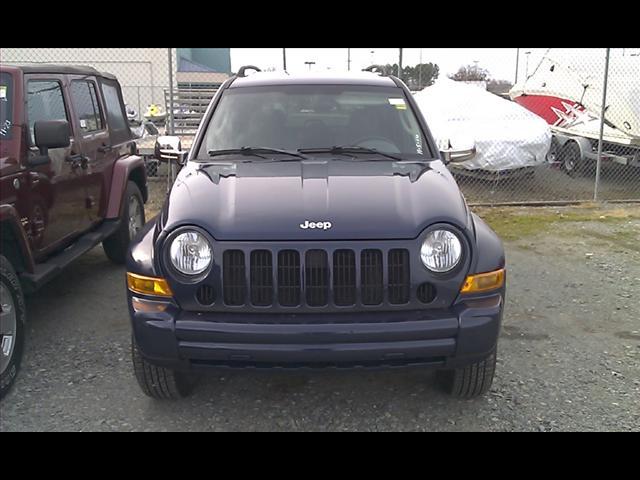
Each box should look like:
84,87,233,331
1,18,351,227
351,136,400,153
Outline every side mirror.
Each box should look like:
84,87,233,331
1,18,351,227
144,122,159,136
440,147,477,164
439,138,477,164
154,135,187,166
34,120,70,155
29,120,70,167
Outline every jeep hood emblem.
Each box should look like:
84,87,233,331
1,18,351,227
300,220,332,230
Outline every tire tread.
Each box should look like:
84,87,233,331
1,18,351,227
438,349,497,399
131,339,193,400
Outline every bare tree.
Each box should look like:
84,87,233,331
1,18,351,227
449,64,490,82
366,63,440,89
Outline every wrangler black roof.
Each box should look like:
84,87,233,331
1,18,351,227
4,64,118,80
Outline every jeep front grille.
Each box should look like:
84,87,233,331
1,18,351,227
222,250,246,306
277,250,301,306
250,250,273,306
361,249,383,305
221,248,411,308
388,249,411,304
333,249,356,306
305,250,329,306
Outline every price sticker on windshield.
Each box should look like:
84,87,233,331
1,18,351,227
388,98,406,110
0,86,7,100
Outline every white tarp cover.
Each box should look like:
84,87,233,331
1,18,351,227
414,78,552,171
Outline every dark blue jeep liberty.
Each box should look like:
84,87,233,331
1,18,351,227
126,66,506,400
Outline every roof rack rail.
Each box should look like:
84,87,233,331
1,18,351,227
237,65,262,77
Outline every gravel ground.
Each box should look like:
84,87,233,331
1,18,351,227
1,204,638,431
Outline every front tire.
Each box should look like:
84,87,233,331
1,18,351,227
131,337,196,400
437,349,497,399
103,181,145,264
0,255,26,400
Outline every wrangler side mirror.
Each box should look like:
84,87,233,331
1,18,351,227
34,119,70,154
30,120,71,167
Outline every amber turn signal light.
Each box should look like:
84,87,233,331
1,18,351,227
460,268,505,294
126,273,173,297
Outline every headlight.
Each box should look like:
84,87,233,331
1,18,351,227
420,229,462,273
169,230,213,276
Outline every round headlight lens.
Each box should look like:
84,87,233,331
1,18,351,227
169,231,213,276
420,230,462,273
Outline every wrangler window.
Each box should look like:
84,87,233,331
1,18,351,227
101,79,131,144
70,80,104,133
27,80,69,144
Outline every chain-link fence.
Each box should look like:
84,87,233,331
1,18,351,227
437,47,639,205
1,48,638,203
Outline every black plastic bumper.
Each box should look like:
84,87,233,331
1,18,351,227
130,293,503,371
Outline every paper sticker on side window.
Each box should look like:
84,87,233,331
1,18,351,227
0,86,7,100
388,98,407,110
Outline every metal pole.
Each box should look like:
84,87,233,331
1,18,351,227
594,48,610,202
167,48,175,136
398,48,403,80
418,48,423,89
515,48,520,84
282,48,287,71
347,48,351,71
137,86,141,124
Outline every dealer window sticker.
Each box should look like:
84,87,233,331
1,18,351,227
0,86,7,100
388,98,407,110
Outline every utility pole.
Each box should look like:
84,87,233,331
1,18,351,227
398,48,403,80
282,48,287,71
347,48,351,71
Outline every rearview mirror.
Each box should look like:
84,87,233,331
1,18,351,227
34,120,70,155
154,135,187,166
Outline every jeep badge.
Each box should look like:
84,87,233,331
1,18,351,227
299,220,332,230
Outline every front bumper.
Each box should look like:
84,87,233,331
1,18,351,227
130,292,504,371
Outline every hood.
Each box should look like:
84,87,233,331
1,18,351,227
161,159,470,241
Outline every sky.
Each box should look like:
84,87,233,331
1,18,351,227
230,48,637,83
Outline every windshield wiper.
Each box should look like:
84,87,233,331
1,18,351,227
208,146,308,159
298,146,403,162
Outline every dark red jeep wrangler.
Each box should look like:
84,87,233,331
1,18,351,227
0,64,148,398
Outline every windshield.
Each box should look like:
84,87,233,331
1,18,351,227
0,72,13,139
197,85,431,159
